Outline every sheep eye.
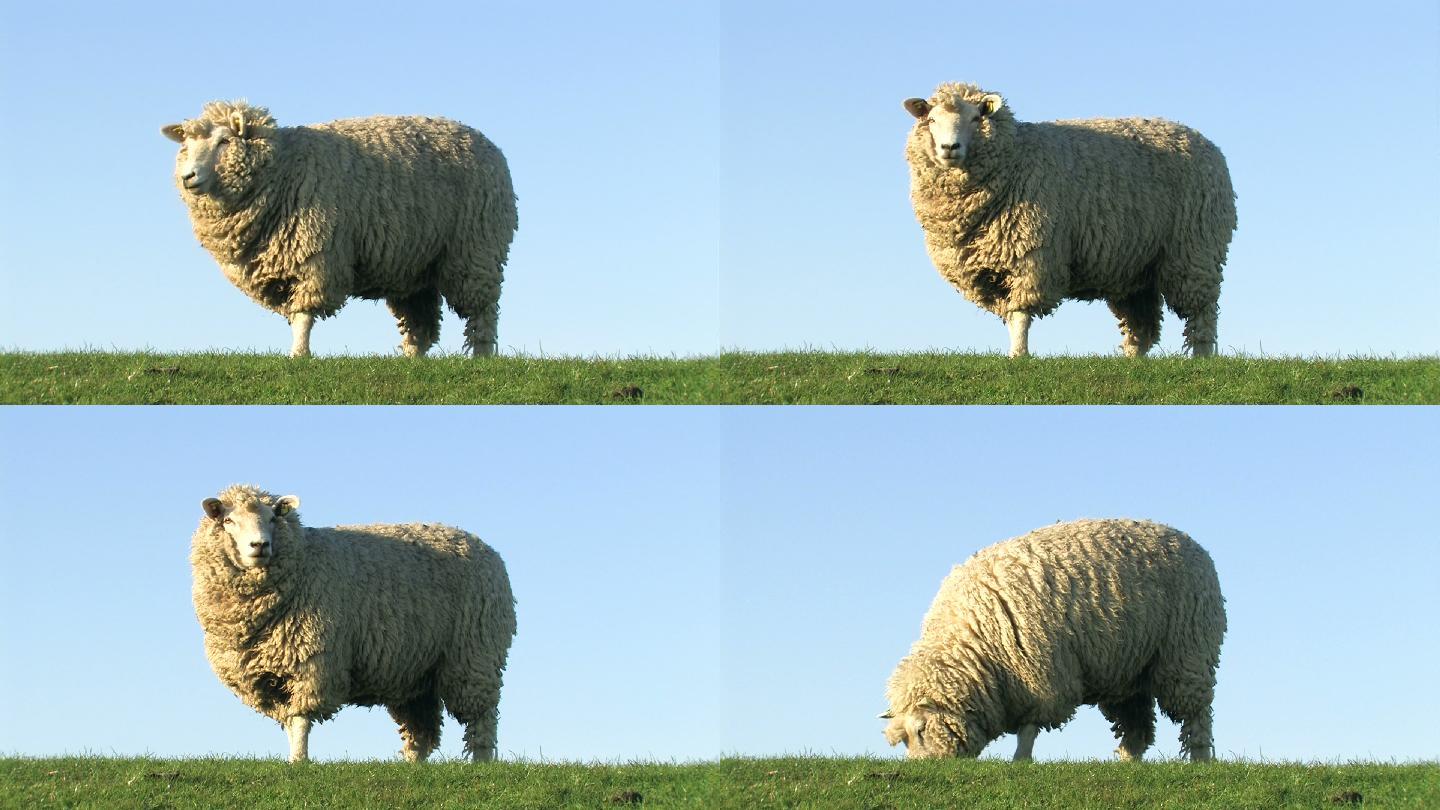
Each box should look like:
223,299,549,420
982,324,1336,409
223,517,234,525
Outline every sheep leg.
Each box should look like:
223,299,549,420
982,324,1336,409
388,691,443,762
1163,698,1216,762
1012,724,1038,761
285,716,312,763
457,701,499,762
288,313,315,358
386,288,443,358
465,300,499,358
1099,694,1156,761
445,684,501,762
1181,305,1218,357
1006,311,1031,357
1106,287,1162,357
1154,674,1217,761
1159,268,1220,357
439,266,501,358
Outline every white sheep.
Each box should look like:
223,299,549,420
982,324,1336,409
163,101,517,357
191,484,516,762
882,518,1226,761
903,83,1236,357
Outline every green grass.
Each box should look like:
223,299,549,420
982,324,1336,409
0,352,727,405
2,757,1435,809
2,351,1436,404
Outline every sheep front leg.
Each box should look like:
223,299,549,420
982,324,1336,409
1013,724,1038,761
1006,312,1032,358
286,716,312,762
288,313,315,358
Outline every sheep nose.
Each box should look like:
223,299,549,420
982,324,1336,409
250,540,269,549
939,143,956,151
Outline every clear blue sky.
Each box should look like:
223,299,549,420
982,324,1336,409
1,407,1436,762
2,1,1436,357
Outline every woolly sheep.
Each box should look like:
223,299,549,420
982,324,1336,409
163,101,517,357
902,83,1236,357
881,518,1225,761
191,484,516,762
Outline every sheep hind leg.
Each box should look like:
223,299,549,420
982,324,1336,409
445,685,501,762
1106,287,1162,358
1099,694,1156,761
1154,674,1217,761
388,691,443,762
1179,303,1219,358
461,300,499,358
1159,260,1221,357
1159,695,1216,762
386,288,443,358
439,266,502,358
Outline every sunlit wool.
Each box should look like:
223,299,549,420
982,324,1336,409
163,101,517,357
190,484,517,762
883,519,1226,761
903,83,1236,357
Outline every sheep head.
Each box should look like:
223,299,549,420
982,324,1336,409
880,699,974,759
201,486,301,570
162,100,277,202
904,85,1004,168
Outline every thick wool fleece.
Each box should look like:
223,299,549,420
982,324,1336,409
884,519,1226,761
905,83,1236,355
169,100,517,355
191,484,516,761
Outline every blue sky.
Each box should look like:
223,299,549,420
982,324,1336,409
1,407,1437,762
2,1,1436,357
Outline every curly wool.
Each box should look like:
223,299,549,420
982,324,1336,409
168,100,517,355
191,484,516,761
884,519,1226,760
905,83,1236,355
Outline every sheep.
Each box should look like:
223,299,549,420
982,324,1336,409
902,83,1236,357
162,100,517,357
190,484,516,762
881,518,1226,762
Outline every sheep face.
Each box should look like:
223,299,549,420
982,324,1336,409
202,494,300,569
882,706,969,759
162,122,268,202
904,93,1003,168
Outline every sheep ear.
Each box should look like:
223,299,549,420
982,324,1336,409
202,498,225,519
231,110,247,138
162,124,186,143
275,495,301,516
903,98,931,119
979,93,1004,117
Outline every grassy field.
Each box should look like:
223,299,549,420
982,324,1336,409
2,756,1435,809
3,351,1435,405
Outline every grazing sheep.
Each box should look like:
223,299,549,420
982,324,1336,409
902,83,1236,357
163,101,517,357
191,484,516,762
881,518,1226,761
